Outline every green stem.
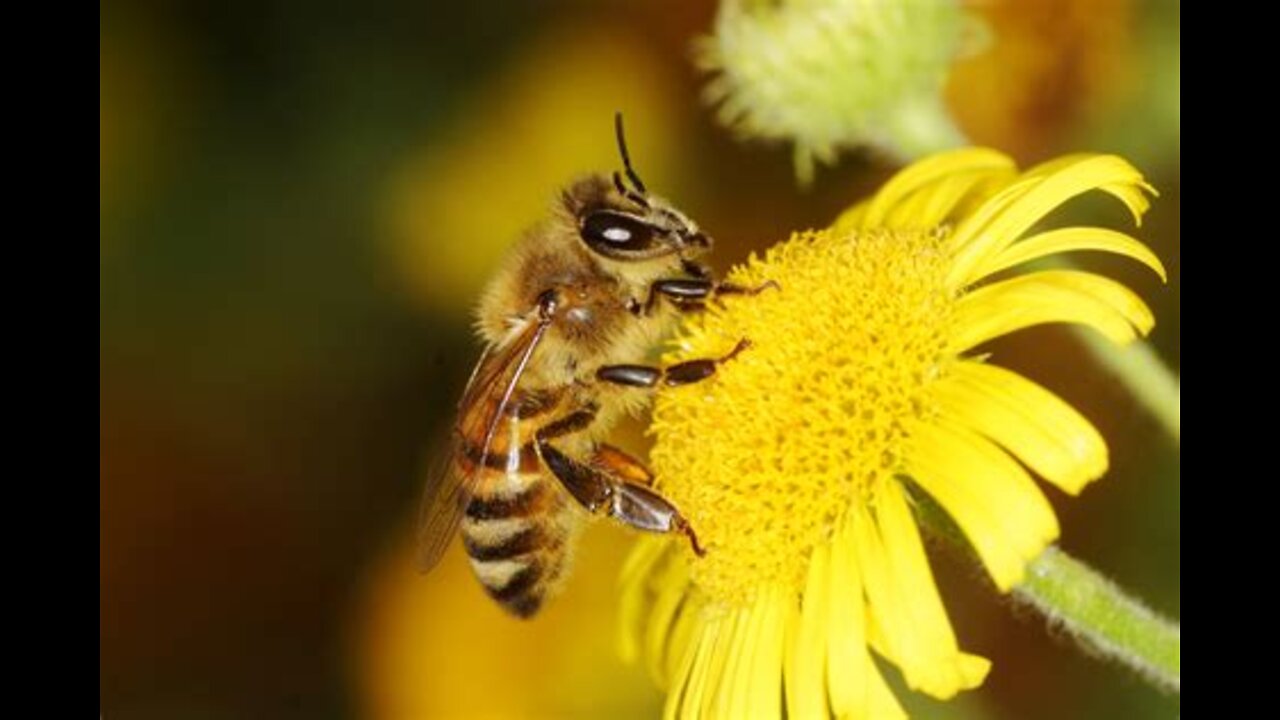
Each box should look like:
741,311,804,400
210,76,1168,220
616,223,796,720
1073,329,1180,444
911,491,1180,695
1013,546,1181,694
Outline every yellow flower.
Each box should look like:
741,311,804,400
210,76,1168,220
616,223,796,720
618,149,1163,718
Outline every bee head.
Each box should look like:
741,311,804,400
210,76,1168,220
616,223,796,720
570,113,712,263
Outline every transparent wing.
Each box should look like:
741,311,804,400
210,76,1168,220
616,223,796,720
414,439,471,573
416,313,554,573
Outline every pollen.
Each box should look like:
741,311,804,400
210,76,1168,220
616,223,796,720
651,227,955,606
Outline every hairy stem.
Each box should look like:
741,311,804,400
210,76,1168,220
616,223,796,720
912,490,1180,694
1014,546,1180,693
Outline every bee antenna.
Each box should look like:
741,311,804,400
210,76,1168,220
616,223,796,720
613,170,650,209
614,111,648,196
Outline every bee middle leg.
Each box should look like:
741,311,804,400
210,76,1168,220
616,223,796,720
534,420,704,556
595,338,752,389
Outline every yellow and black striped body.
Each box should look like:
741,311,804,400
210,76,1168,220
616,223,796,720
455,395,590,618
460,469,584,617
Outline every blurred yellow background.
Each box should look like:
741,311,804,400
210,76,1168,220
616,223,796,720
101,1,1179,718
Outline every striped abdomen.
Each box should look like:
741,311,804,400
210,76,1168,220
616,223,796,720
461,470,583,618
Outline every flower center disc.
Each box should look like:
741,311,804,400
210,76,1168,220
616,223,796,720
650,228,955,606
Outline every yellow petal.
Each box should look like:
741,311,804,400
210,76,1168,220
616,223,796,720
941,176,1040,284
1022,154,1158,223
826,518,869,717
937,361,1108,495
715,604,754,719
665,596,703,689
619,538,671,663
948,155,1153,287
672,615,721,720
831,201,872,233
836,148,1015,231
748,587,787,720
950,270,1155,352
645,556,693,687
1021,152,1104,179
620,535,669,588
908,420,1061,590
699,610,740,719
978,226,1167,283
786,542,831,719
882,169,1013,230
864,657,911,720
854,483,989,698
824,518,906,720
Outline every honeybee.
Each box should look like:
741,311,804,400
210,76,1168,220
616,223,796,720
417,114,769,618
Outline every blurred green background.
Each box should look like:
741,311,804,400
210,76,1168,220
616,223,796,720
100,1,1179,718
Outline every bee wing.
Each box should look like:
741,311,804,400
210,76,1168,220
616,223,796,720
416,312,555,573
415,440,472,574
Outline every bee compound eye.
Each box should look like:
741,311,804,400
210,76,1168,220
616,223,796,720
581,211,657,255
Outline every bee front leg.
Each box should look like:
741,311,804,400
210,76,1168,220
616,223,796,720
639,274,779,315
596,338,752,388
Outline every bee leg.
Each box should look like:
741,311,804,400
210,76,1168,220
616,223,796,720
611,481,705,557
596,338,752,388
642,278,714,315
641,277,779,315
535,403,598,439
532,403,608,510
536,432,705,556
591,444,703,554
592,443,654,487
713,279,780,301
536,440,613,511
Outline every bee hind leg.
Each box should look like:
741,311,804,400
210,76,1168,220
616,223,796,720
535,432,705,556
590,442,704,554
610,480,705,557
593,443,654,486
